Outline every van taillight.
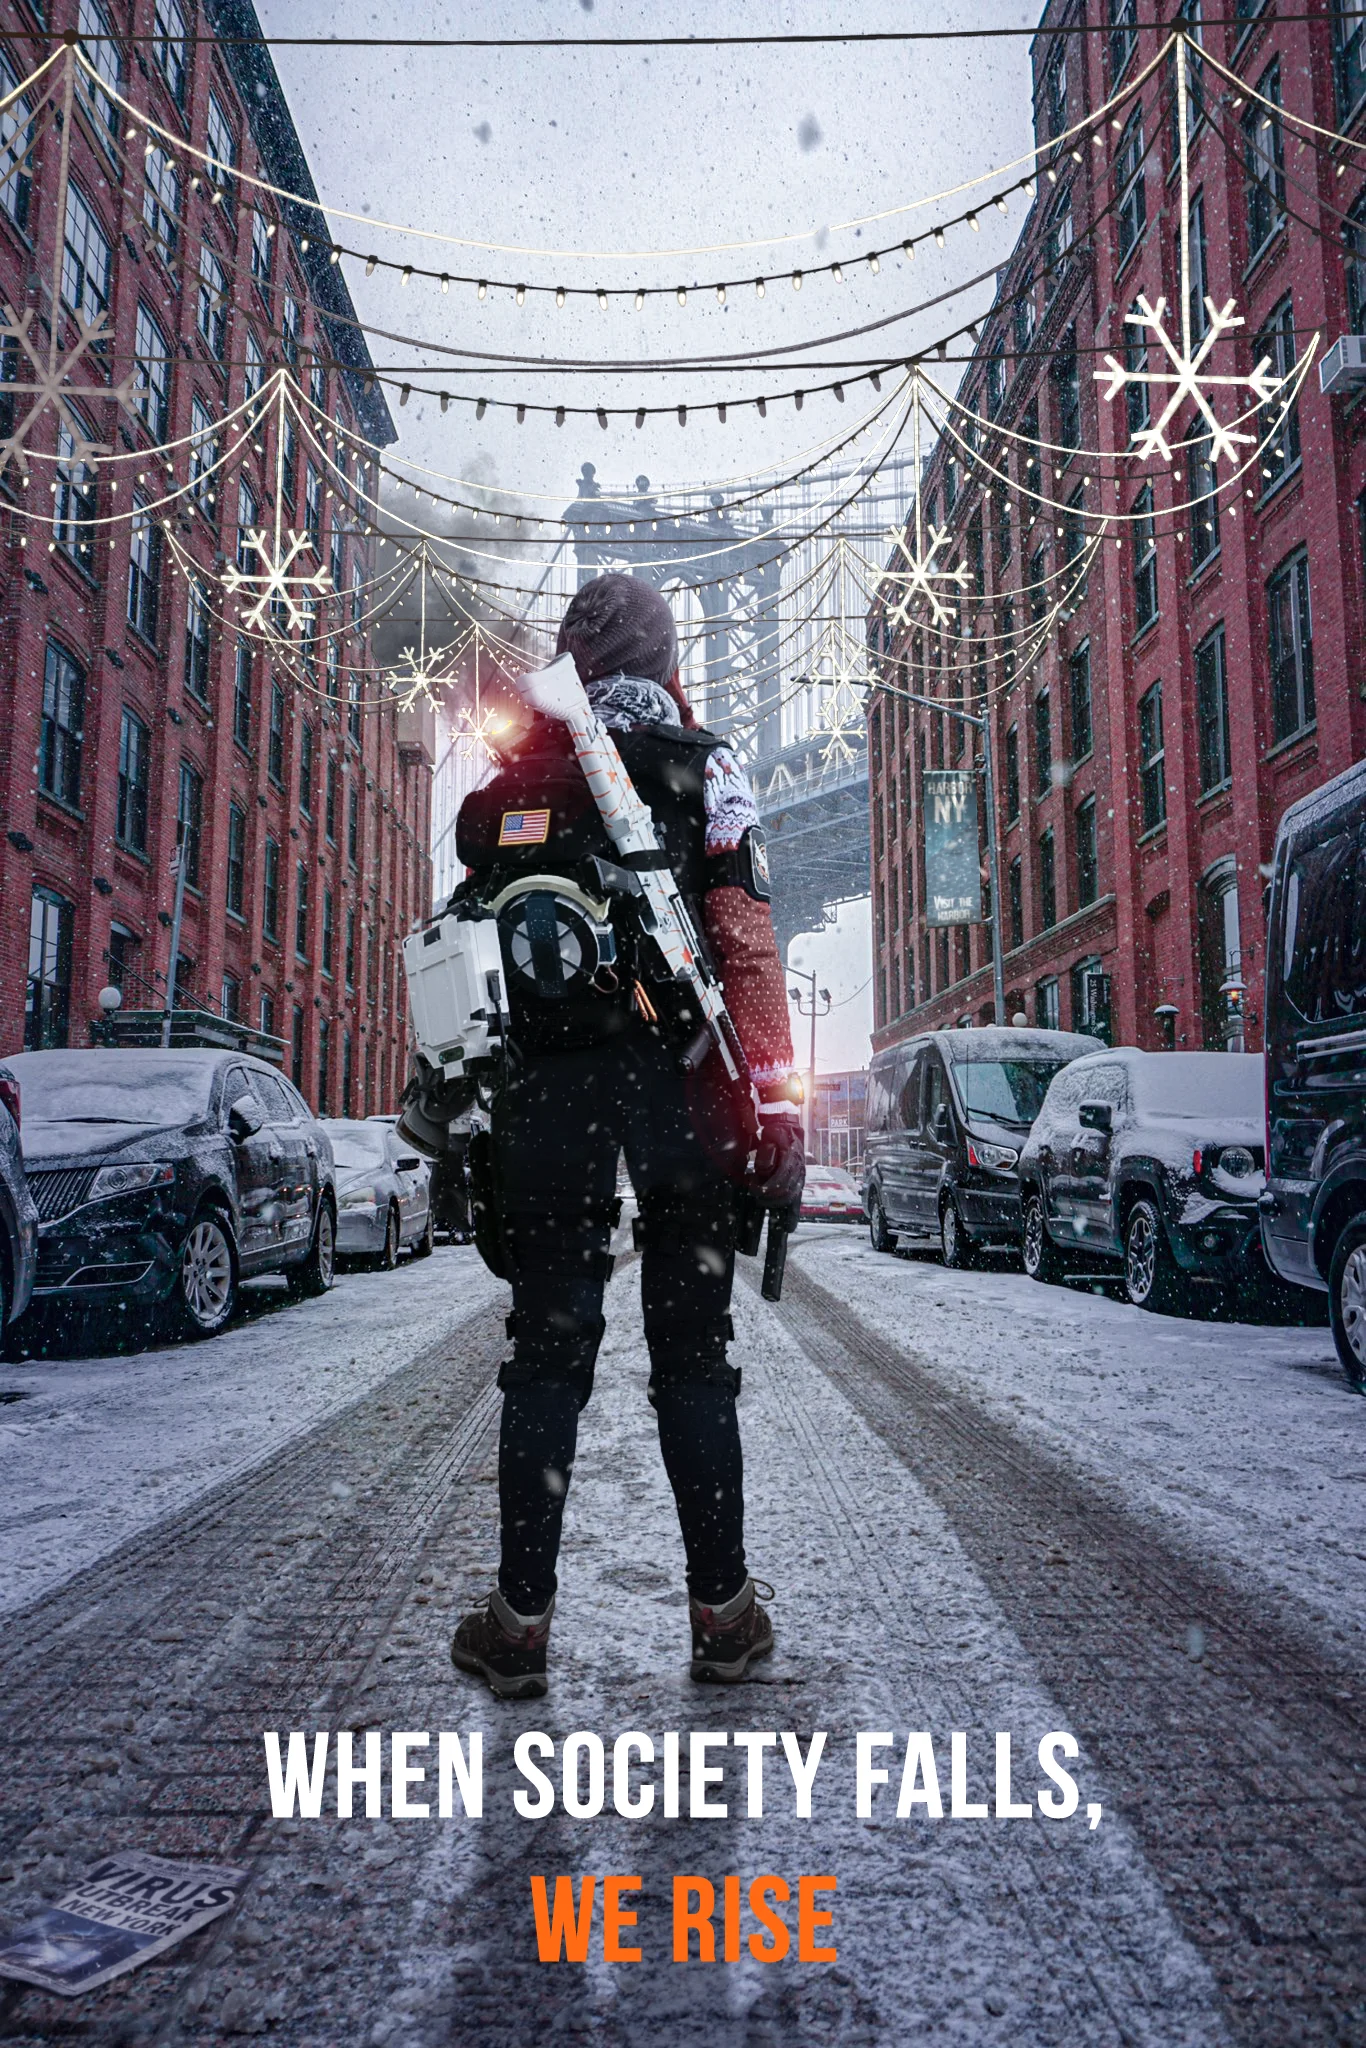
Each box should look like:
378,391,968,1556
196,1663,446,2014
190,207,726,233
0,1076,19,1132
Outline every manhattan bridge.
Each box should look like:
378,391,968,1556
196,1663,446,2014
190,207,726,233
427,455,917,958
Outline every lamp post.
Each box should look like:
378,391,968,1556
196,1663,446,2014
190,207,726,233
161,831,189,1049
895,689,1006,1027
95,983,122,1048
788,964,831,1159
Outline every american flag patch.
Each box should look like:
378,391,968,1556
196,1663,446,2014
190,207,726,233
498,808,552,846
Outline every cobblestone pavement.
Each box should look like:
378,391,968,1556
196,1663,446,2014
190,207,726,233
0,1252,1360,2046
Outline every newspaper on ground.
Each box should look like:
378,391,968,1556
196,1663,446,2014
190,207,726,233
0,1850,247,1997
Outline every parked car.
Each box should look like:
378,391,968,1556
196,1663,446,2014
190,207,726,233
1261,758,1366,1387
6,1049,337,1338
324,1119,434,1266
863,1026,1100,1266
1016,1047,1266,1311
0,1063,38,1338
800,1164,865,1222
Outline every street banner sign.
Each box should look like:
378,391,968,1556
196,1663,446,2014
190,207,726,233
923,768,982,926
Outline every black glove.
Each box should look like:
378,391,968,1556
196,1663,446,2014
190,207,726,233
396,1055,476,1159
749,1113,805,1215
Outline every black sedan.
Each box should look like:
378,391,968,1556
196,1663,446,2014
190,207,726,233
8,1049,337,1338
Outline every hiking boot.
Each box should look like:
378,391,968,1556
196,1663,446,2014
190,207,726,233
451,1587,554,1699
689,1577,774,1683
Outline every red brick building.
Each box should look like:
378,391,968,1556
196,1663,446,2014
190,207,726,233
0,0,433,1113
867,0,1366,1058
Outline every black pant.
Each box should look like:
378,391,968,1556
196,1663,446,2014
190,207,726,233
493,1032,749,1613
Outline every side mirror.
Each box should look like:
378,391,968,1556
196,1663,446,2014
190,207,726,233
1078,1101,1113,1134
396,1154,422,1172
229,1099,264,1141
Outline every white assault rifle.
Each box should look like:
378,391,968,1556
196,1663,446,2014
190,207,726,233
514,653,748,1092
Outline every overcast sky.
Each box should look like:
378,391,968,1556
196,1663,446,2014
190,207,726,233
257,0,1039,1072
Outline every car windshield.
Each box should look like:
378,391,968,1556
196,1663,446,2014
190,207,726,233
325,1124,387,1170
950,1057,1071,1127
9,1053,214,1125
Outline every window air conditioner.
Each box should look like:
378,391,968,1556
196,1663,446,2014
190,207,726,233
1320,334,1366,396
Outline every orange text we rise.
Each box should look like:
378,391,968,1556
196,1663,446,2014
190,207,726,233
529,1873,837,1963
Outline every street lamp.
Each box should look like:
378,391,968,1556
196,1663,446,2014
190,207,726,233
788,965,831,1158
95,983,121,1048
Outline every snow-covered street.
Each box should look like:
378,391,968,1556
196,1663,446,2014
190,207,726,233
0,1232,1360,2046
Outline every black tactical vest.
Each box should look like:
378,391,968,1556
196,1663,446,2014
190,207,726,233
454,717,719,1053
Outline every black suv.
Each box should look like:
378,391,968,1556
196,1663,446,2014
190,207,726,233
862,1026,1099,1266
9,1049,337,1338
1261,758,1366,1388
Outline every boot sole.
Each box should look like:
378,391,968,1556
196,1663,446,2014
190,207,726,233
689,1634,774,1684
450,1641,548,1700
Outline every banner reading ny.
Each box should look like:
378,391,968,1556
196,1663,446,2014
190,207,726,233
922,768,981,927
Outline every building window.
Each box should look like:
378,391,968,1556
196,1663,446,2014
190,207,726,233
177,762,203,889
1168,1,1206,158
1195,623,1231,793
1254,297,1301,494
1069,641,1093,761
133,304,171,439
40,642,84,807
1008,855,1024,949
292,1005,305,1091
1004,723,1020,822
282,288,302,369
1038,828,1057,930
986,335,1007,416
348,674,363,745
1198,862,1243,1049
1132,483,1158,632
116,707,149,853
206,92,236,200
347,784,359,864
221,973,241,1023
1123,302,1151,438
0,55,34,233
251,208,274,298
234,477,258,575
127,498,161,642
1045,189,1073,292
1028,544,1049,626
1075,796,1098,907
1243,63,1285,261
342,1029,354,1116
197,244,228,359
325,758,338,842
1348,191,1366,334
295,862,309,958
78,0,123,148
107,926,139,996
1179,192,1210,342
1109,0,1138,82
142,144,178,261
305,462,322,549
351,560,364,628
1139,680,1166,831
1063,483,1086,576
281,415,298,509
26,888,73,1049
1035,976,1061,1031
53,419,97,571
1115,110,1146,264
268,682,286,785
233,642,253,750
61,183,111,324
189,396,218,513
1188,432,1220,568
226,802,246,917
153,0,187,105
322,888,335,978
244,330,265,418
345,907,356,988
299,721,315,817
1340,1,1366,120
1267,548,1314,742
184,576,211,701
260,990,276,1038
263,836,280,942
317,1017,330,1116
310,359,327,410
1033,690,1052,797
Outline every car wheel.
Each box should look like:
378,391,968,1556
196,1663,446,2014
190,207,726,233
1021,1191,1064,1284
940,1195,977,1271
288,1198,336,1299
1124,1197,1188,1314
412,1211,435,1259
1328,1215,1366,1393
373,1204,400,1272
868,1190,897,1255
169,1211,237,1338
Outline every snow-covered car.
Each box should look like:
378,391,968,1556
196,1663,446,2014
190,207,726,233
0,1062,38,1335
324,1120,433,1266
800,1165,865,1222
1017,1048,1266,1311
863,1026,1100,1266
6,1049,337,1338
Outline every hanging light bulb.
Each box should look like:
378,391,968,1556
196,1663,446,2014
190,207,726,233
439,392,449,413
477,280,488,300
995,196,1008,213
329,245,340,264
934,227,945,246
717,403,727,422
515,283,526,304
676,286,687,305
555,286,566,307
401,265,413,286
792,270,803,290
755,278,766,297
597,406,608,429
903,238,915,259
597,287,608,308
635,407,646,428
554,404,565,425
868,252,880,273
967,212,980,232
365,254,377,274
832,262,844,282
716,284,726,304
516,403,526,423
634,288,645,309
756,396,767,417
677,403,687,424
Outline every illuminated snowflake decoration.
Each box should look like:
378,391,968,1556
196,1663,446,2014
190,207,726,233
1095,295,1284,467
222,530,332,633
881,521,971,629
808,651,870,772
0,304,136,479
385,643,456,714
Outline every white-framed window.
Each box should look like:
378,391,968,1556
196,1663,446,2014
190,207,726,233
244,328,265,410
236,476,257,572
143,144,179,261
61,185,112,322
310,359,326,409
282,287,301,366
206,92,236,198
189,396,218,512
54,417,98,570
127,495,161,641
197,244,228,359
134,304,171,440
184,578,212,701
0,53,35,233
251,208,274,293
153,0,188,107
1114,110,1146,264
78,0,123,147
305,460,322,546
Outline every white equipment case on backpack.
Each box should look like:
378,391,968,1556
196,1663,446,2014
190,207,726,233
402,913,506,1078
